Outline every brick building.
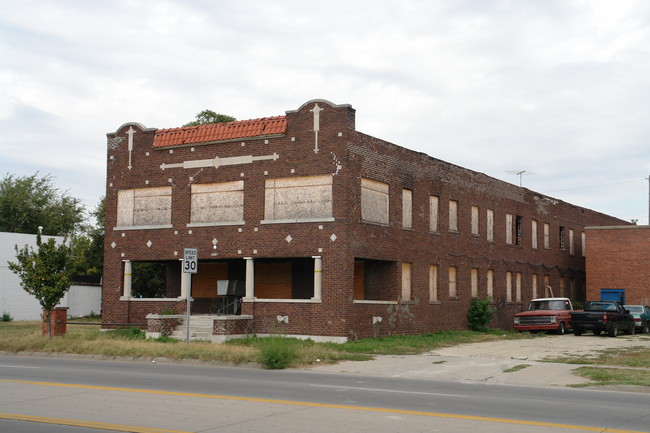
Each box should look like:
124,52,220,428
585,225,650,305
103,99,627,342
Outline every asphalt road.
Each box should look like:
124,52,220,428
1,355,649,433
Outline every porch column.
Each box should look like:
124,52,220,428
312,255,322,301
244,257,255,300
180,260,191,299
122,260,132,298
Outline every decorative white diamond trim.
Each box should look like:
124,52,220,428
107,136,124,150
286,235,293,243
146,240,153,248
212,238,218,246
330,234,337,242
111,242,117,248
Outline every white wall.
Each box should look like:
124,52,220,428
0,232,101,320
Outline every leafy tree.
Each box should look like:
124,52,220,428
8,233,73,337
70,198,105,276
183,109,236,126
0,173,85,236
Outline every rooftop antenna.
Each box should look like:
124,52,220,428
506,170,527,187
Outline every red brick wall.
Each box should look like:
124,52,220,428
586,226,650,305
103,99,629,340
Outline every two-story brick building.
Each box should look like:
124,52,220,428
103,99,627,342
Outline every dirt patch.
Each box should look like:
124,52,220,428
431,334,650,361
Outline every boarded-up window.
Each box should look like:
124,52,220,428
471,268,478,298
192,263,228,298
430,195,439,232
581,232,586,257
402,189,412,229
401,262,412,301
531,220,538,249
487,209,494,242
190,181,243,225
361,178,389,224
471,205,479,235
506,214,513,244
117,187,171,227
449,266,457,298
516,272,522,302
449,200,458,232
429,265,438,302
544,275,551,297
544,223,550,249
569,229,575,255
265,175,333,221
487,269,494,298
532,274,538,299
255,262,292,299
506,271,513,303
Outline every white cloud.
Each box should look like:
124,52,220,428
0,0,649,223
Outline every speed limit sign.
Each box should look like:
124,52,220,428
183,248,198,274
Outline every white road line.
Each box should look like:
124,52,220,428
0,364,40,369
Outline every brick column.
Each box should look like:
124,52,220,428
42,307,68,336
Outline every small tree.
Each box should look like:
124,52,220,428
467,298,494,332
8,232,73,337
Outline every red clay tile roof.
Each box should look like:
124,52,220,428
153,115,286,148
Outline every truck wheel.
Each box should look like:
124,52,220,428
608,323,618,337
573,327,583,336
643,322,649,334
625,324,635,335
557,322,566,335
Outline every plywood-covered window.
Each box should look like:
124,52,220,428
506,271,513,303
117,186,172,228
569,229,575,255
429,265,438,302
471,268,479,298
264,175,333,222
505,214,513,244
471,205,479,235
402,189,413,229
532,274,538,299
401,262,412,301
531,220,538,249
361,178,389,225
516,272,522,302
581,232,586,257
429,195,439,232
449,200,458,232
487,209,494,243
190,181,244,226
543,223,550,249
487,269,494,298
449,266,457,298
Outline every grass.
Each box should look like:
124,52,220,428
571,367,650,388
503,364,531,373
542,336,650,388
0,320,530,369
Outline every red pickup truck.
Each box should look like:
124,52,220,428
514,297,573,335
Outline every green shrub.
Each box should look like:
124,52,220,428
257,337,299,369
1,312,13,322
106,327,146,340
467,298,494,332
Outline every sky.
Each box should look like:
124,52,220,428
1,0,649,224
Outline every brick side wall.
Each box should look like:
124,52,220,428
586,226,650,305
103,100,629,340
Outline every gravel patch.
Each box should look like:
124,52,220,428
431,334,650,361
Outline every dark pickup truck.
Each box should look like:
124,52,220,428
570,301,635,337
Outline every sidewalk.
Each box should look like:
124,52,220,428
304,353,591,386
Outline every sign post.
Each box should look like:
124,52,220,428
183,248,198,344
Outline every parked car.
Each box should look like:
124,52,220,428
570,300,635,337
513,297,573,334
624,305,650,334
